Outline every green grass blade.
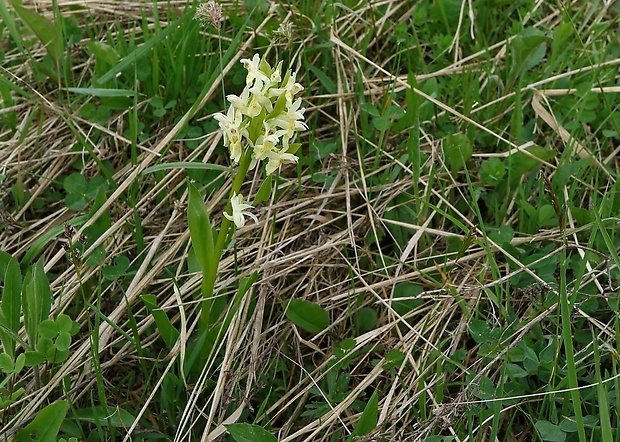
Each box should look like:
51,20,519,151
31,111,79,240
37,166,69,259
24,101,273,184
559,246,586,442
593,337,613,441
65,87,135,97
97,12,192,84
141,162,229,175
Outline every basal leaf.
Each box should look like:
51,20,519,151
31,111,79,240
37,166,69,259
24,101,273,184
285,299,329,334
11,2,62,65
0,251,21,357
351,390,379,438
226,423,277,442
22,259,52,349
15,401,68,442
141,294,180,350
535,420,566,442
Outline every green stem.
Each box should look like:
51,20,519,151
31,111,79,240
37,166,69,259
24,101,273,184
199,151,253,329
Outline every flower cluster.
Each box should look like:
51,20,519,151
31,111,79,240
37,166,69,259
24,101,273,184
195,0,222,31
213,54,307,228
213,54,306,174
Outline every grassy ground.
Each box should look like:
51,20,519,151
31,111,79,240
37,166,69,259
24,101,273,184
1,0,620,441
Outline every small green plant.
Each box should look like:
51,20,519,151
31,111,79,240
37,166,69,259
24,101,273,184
0,251,79,401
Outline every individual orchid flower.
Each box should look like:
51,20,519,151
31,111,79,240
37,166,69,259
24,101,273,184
268,71,304,103
268,97,308,139
250,132,280,170
270,61,283,85
248,83,273,114
265,147,299,176
223,193,258,228
227,88,262,118
213,106,246,163
241,54,270,86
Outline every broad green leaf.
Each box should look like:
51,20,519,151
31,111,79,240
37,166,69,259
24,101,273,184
55,331,71,352
285,299,329,334
383,349,405,370
24,351,46,366
14,352,25,373
506,145,555,184
86,40,119,64
551,22,573,61
480,157,506,186
0,1,25,55
187,182,214,274
372,105,405,132
350,390,379,438
504,363,528,379
0,251,21,357
38,319,59,339
0,353,14,373
56,314,76,333
471,375,496,400
225,423,277,442
392,283,424,317
247,108,267,143
65,192,86,211
63,173,87,195
15,400,68,442
10,2,62,65
141,294,180,350
22,259,52,349
102,255,130,281
510,28,550,78
534,421,566,442
443,133,472,175
73,406,137,427
266,90,289,120
469,319,492,344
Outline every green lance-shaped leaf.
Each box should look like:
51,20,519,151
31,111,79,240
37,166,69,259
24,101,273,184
22,259,52,349
349,390,379,440
0,251,22,358
187,181,214,274
10,1,62,66
15,400,68,442
141,294,180,350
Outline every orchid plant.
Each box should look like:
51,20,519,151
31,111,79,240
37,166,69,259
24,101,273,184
188,54,306,335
